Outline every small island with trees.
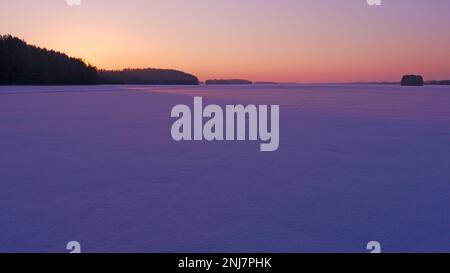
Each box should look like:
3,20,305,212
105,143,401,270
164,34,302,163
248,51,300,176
400,75,450,86
401,75,424,86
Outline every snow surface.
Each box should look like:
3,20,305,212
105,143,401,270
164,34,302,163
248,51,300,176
0,84,449,252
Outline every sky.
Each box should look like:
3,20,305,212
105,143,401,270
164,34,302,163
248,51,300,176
1,0,450,83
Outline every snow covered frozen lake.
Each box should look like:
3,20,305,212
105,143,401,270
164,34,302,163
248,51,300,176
1,84,449,252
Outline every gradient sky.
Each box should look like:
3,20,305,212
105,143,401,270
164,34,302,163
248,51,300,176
1,0,450,82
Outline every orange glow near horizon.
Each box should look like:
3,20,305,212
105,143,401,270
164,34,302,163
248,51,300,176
1,0,450,83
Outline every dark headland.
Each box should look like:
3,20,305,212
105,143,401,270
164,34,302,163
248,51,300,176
0,35,98,85
99,69,198,85
0,35,199,85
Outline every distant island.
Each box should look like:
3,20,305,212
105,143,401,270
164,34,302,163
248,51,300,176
0,35,199,85
346,81,398,85
254,81,278,85
401,75,424,86
400,75,450,86
346,76,450,86
205,79,252,85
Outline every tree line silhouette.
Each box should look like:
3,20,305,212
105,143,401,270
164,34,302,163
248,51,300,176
0,35,98,85
0,35,199,85
4,34,446,87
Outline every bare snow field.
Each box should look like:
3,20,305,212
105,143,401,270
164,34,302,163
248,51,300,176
1,84,449,252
